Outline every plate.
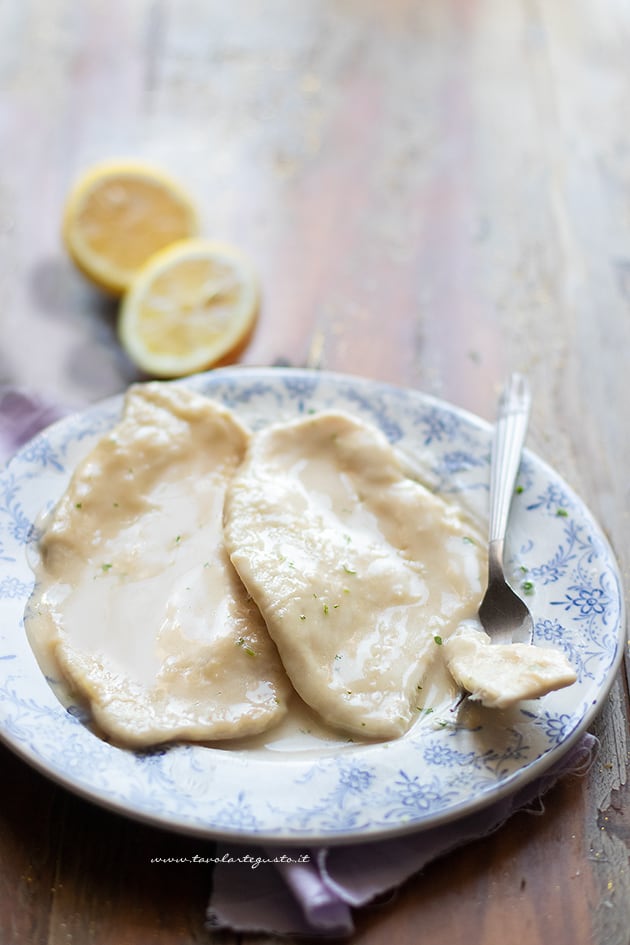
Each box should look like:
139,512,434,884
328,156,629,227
0,368,624,844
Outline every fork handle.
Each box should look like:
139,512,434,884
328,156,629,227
488,373,531,546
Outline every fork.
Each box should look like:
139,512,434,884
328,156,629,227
477,373,534,645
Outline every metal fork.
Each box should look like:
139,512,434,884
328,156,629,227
477,373,534,645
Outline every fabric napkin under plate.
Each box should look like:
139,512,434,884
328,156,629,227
206,734,597,938
0,386,68,463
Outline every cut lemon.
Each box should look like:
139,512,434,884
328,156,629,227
118,239,260,378
62,160,199,296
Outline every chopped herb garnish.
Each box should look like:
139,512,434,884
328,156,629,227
342,565,357,574
101,563,113,572
515,485,524,494
75,502,82,509
433,635,443,646
236,637,256,656
556,508,569,517
323,603,329,615
299,614,306,621
522,580,535,595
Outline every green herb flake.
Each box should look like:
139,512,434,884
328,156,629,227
75,502,83,509
342,565,357,574
433,635,443,646
556,508,569,517
236,637,256,657
323,603,329,615
515,485,524,494
522,580,535,595
101,563,113,572
299,614,306,621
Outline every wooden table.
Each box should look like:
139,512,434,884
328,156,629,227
1,1,629,942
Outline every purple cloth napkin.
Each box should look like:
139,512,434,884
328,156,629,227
0,389,598,939
206,735,597,937
0,386,68,463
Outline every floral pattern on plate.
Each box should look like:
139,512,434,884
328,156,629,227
0,368,624,843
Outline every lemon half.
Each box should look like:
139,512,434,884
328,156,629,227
62,160,199,296
118,239,260,378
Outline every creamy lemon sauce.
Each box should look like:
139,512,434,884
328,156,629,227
224,410,487,740
25,383,291,747
25,383,574,753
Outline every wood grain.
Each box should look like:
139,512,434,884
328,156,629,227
1,0,629,942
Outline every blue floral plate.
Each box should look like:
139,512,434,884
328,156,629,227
0,368,624,844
